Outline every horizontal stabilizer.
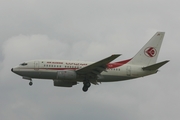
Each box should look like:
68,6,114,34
142,60,169,71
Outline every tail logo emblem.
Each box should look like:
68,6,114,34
144,47,157,57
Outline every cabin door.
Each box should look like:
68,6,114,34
34,61,39,70
126,66,131,76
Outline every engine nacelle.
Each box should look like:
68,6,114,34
56,70,77,80
54,80,77,87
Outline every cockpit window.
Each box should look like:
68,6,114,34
20,63,28,66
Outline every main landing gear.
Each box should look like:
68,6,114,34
29,80,33,86
82,79,91,92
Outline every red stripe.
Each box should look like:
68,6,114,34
19,59,132,71
107,59,131,68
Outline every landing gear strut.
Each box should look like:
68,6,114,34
29,80,33,86
82,78,91,92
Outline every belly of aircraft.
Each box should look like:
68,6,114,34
20,70,135,83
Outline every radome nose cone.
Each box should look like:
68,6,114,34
11,68,13,72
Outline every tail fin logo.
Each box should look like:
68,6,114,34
144,47,157,57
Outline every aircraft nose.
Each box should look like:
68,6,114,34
11,68,13,72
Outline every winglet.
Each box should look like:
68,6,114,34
142,60,169,71
110,54,121,59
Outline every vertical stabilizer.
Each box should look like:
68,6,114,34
128,32,165,66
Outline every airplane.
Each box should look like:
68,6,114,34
11,32,169,92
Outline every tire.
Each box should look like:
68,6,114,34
83,82,91,88
86,82,91,88
82,86,88,92
29,82,33,86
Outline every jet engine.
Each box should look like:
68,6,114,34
53,80,77,87
56,70,77,80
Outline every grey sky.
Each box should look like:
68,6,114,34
0,0,179,120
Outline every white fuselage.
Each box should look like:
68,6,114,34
12,60,156,83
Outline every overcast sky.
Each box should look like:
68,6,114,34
0,0,179,120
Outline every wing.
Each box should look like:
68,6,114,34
76,54,121,83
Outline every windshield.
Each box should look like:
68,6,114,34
20,63,28,66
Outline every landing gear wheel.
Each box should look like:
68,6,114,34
29,81,33,86
82,77,91,92
84,82,91,88
82,86,88,92
82,81,91,92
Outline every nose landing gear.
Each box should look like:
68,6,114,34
29,80,33,86
22,76,33,86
